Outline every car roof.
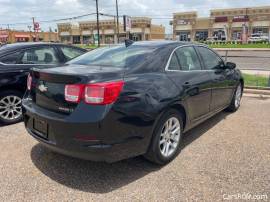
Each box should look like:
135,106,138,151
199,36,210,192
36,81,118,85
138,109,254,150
131,40,191,47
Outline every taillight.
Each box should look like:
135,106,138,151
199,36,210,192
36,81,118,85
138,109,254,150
27,74,32,90
84,81,124,105
64,81,124,105
64,84,84,103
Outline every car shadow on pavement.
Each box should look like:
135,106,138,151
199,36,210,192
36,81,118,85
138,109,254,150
30,111,228,194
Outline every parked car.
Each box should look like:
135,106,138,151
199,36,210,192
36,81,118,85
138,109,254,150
23,41,244,165
0,42,87,124
248,33,269,42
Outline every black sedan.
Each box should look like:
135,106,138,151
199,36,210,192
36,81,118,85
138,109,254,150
0,42,87,124
23,41,244,165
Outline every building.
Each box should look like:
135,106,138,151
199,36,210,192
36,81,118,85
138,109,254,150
0,29,58,44
57,17,165,44
173,6,270,42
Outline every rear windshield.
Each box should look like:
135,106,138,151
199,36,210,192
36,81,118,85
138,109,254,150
68,45,155,68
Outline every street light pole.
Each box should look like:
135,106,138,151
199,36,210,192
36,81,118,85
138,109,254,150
116,0,120,43
95,0,100,47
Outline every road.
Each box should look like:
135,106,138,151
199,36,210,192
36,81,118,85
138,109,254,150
216,50,270,71
0,97,269,201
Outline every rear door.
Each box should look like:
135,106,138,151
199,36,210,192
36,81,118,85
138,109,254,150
196,46,235,111
166,46,212,121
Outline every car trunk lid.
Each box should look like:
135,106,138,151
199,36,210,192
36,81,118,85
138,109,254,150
30,64,125,114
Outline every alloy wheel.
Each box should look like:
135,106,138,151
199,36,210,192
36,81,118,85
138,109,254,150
0,95,22,121
159,117,181,158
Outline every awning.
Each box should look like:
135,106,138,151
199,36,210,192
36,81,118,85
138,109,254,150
0,35,8,38
15,34,30,38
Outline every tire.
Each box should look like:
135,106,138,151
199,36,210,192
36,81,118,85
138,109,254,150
144,109,184,165
0,90,23,124
226,83,242,112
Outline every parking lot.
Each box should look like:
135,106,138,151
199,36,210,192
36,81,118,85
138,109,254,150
0,96,269,201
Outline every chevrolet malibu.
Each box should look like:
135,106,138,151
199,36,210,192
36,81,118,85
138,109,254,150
23,41,243,165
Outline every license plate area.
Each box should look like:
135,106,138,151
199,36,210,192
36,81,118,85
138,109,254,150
33,118,48,139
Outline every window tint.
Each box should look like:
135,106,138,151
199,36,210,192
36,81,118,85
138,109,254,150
60,46,85,61
168,53,181,70
0,51,21,64
20,47,59,64
197,47,224,70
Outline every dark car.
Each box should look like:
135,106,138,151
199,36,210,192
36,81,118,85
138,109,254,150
0,42,87,124
22,41,244,165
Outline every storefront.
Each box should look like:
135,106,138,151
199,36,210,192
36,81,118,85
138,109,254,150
0,35,8,43
15,34,30,42
72,36,81,44
195,30,208,41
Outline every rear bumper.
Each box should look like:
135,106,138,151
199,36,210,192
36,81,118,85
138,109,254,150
22,99,153,163
26,127,142,163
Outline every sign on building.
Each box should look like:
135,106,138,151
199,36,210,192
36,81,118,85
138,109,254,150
123,15,132,32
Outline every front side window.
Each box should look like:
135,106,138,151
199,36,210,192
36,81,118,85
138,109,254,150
20,47,59,64
197,47,224,70
175,46,201,71
69,45,155,68
0,51,21,64
60,46,85,61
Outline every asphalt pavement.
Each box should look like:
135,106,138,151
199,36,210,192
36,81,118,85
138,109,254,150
0,97,269,201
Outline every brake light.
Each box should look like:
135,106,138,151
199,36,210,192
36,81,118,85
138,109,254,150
84,81,124,105
65,84,84,103
64,81,124,105
27,74,32,90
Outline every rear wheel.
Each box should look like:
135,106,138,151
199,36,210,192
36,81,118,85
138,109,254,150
0,91,23,124
145,109,183,165
226,83,242,112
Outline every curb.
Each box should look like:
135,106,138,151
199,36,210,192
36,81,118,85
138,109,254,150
244,89,270,96
243,93,270,99
245,86,270,90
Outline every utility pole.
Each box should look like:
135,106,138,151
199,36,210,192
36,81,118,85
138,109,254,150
32,17,38,42
116,0,120,43
95,0,100,47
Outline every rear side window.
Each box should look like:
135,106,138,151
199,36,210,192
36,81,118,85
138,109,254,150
60,46,85,61
20,47,59,64
168,53,181,70
0,51,21,64
196,47,224,70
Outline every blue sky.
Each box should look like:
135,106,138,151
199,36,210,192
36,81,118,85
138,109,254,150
0,0,269,33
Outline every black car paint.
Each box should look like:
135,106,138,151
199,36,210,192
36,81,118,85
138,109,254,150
22,41,244,162
0,43,87,94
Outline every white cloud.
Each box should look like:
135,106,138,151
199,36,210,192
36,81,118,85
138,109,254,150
0,0,269,33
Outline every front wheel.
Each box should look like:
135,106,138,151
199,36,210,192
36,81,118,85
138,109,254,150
144,109,183,165
0,91,23,124
226,83,242,112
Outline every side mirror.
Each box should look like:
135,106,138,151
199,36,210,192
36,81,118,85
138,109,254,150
225,62,236,69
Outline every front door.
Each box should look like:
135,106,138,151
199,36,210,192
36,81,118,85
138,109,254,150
166,46,212,121
196,46,236,111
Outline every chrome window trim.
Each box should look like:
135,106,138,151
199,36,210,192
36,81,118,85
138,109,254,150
0,62,57,66
165,44,208,72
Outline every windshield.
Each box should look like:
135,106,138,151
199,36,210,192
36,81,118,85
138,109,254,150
68,45,155,68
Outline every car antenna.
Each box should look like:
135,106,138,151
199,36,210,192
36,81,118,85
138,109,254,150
125,39,134,47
